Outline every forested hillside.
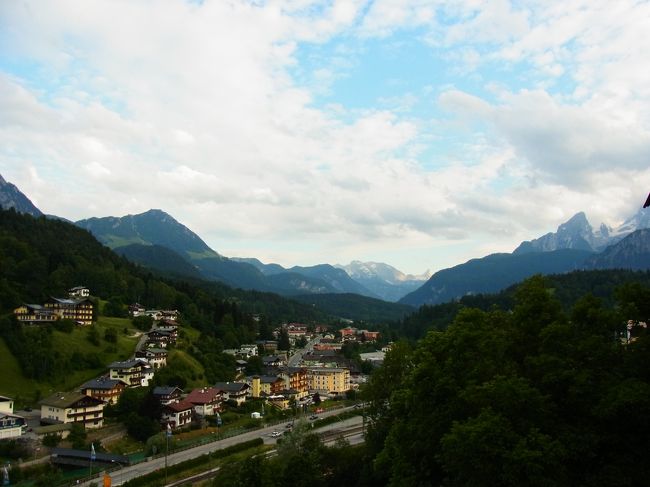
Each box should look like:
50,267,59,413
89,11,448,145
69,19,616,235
0,209,330,393
395,269,650,340
363,276,650,486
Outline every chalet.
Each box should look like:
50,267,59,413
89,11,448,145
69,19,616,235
153,386,183,405
161,400,193,429
0,396,14,414
13,304,58,324
80,377,128,405
0,412,26,439
108,359,153,387
135,347,168,369
214,382,250,406
257,340,278,353
239,344,258,358
40,392,105,429
186,387,223,416
0,396,25,439
129,303,146,317
68,286,90,298
262,355,286,368
44,297,94,325
146,329,175,348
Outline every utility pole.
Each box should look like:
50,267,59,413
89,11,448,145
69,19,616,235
165,423,172,485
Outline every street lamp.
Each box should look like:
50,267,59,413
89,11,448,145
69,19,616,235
165,423,172,485
110,460,124,485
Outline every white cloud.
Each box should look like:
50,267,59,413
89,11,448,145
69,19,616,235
1,0,649,274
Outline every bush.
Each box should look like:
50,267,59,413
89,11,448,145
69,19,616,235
42,433,62,448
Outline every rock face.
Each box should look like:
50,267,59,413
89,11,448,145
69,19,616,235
0,174,43,217
514,210,650,254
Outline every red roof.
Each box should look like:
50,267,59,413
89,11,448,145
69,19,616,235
186,387,222,405
164,400,193,413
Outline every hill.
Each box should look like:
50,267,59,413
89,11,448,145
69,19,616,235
292,293,414,323
399,249,593,307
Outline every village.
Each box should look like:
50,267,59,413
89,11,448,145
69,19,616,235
2,286,387,470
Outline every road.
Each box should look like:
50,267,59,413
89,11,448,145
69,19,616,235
287,336,320,367
77,406,361,486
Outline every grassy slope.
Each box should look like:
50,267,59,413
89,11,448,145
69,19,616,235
0,316,138,404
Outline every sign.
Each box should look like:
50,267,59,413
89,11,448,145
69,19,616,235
91,443,96,461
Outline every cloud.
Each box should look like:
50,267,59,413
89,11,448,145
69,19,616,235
1,0,649,274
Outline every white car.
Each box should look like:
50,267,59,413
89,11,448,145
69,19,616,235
270,431,282,437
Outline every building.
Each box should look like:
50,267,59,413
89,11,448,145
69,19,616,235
108,359,153,387
186,387,223,416
44,297,94,325
161,401,193,429
40,392,105,429
308,368,350,395
214,382,250,406
278,367,309,398
250,376,285,398
80,377,128,405
135,348,168,369
0,396,14,415
145,329,175,348
68,286,90,298
13,304,58,324
153,386,183,405
128,303,146,317
0,396,25,439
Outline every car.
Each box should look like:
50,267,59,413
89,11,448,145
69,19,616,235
309,415,318,420
270,431,282,437
285,423,293,428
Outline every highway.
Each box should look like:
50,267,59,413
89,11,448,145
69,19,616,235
77,406,363,486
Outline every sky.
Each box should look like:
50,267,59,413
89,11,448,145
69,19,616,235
1,0,649,276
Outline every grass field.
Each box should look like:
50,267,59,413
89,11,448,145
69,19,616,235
0,316,139,406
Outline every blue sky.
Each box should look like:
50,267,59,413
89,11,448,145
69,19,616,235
1,0,649,275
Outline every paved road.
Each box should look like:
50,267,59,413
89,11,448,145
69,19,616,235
287,336,320,367
78,406,361,486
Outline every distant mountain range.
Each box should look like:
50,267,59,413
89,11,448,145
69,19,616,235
3,173,650,309
335,261,431,302
401,210,650,307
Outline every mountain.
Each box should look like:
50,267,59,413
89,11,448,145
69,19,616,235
399,249,593,307
585,228,650,270
336,261,431,302
77,209,218,257
232,258,378,298
76,210,377,297
514,209,650,254
0,174,43,217
114,243,204,280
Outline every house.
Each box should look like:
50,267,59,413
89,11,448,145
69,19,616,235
308,368,350,395
186,387,223,416
108,359,153,387
214,382,250,406
44,297,94,325
146,330,175,348
0,412,26,439
239,344,258,358
68,286,90,298
257,340,278,353
40,392,105,429
250,375,285,398
135,348,168,369
262,355,286,368
129,303,146,317
80,377,128,405
153,386,183,405
0,396,25,439
161,401,193,429
0,396,14,415
339,326,357,338
13,304,58,324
